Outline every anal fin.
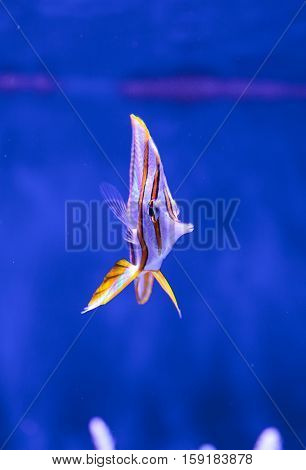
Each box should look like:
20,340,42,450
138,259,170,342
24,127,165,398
82,259,139,313
135,272,154,305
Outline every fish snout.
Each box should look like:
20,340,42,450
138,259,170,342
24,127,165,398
185,223,194,233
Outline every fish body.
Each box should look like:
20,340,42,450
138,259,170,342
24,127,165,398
82,115,193,316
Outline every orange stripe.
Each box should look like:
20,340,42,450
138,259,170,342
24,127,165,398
130,242,136,265
137,139,149,270
151,163,160,200
152,218,162,254
164,188,178,221
150,157,162,254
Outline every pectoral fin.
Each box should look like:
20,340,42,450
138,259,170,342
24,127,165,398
82,259,139,313
100,183,131,228
152,270,181,318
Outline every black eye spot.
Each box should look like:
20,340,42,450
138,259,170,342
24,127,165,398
149,205,155,218
148,201,160,221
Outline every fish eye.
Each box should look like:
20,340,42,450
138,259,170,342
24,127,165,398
148,201,160,221
148,205,155,218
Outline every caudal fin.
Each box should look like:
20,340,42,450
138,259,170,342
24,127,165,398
82,259,139,313
152,270,181,317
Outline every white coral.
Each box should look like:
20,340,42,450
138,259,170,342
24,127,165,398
88,417,115,450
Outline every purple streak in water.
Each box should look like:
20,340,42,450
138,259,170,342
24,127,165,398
121,76,306,101
0,73,55,92
1,72,306,102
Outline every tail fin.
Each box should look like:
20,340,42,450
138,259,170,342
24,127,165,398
135,272,154,305
82,259,139,313
152,270,181,317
